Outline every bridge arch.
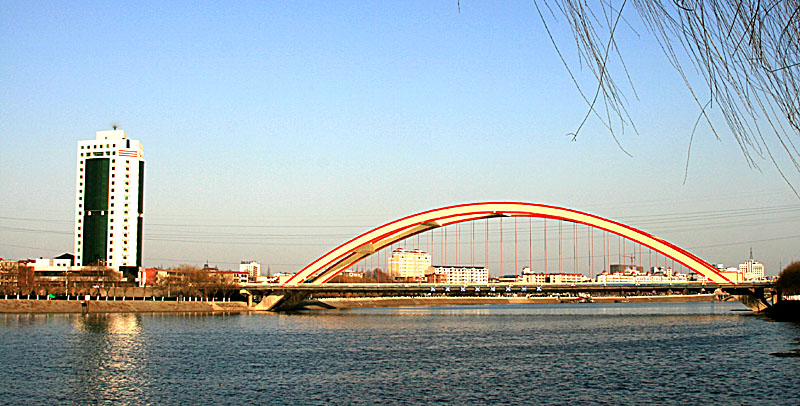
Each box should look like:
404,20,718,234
284,202,730,285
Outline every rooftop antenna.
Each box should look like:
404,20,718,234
750,247,753,260
110,121,120,131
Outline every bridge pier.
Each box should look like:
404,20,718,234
732,287,775,312
253,291,312,311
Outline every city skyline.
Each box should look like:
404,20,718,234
2,2,798,275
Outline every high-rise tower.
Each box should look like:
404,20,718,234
74,129,144,277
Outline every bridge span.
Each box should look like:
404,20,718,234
242,281,776,312
255,202,775,311
286,202,736,285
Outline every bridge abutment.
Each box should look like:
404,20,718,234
252,291,312,311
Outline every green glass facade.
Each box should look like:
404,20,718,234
81,158,109,266
84,159,109,210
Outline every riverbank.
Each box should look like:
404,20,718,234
306,294,722,309
764,300,800,321
0,299,250,313
0,294,725,313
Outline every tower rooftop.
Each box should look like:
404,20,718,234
96,129,127,141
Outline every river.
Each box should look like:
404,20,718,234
0,302,798,405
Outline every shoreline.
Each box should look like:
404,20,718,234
0,294,728,313
305,294,724,309
0,299,250,313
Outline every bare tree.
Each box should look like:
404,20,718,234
218,273,239,300
534,0,800,194
776,261,800,295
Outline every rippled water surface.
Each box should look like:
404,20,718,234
1,302,798,405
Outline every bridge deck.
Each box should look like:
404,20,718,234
243,281,773,294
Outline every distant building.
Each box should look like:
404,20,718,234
520,273,548,284
31,257,71,271
240,261,261,281
609,264,644,274
138,267,160,287
493,275,522,284
215,270,248,284
516,267,587,284
431,265,489,284
520,267,547,284
138,267,248,287
340,271,364,279
425,273,448,284
739,250,765,280
273,273,295,284
651,266,674,277
597,273,635,283
253,275,272,283
713,263,743,283
547,273,588,284
597,271,690,284
388,248,431,281
0,260,34,288
74,129,145,279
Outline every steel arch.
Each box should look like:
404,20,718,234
284,202,730,285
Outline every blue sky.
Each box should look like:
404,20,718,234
2,1,798,275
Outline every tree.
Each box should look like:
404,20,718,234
776,261,800,295
74,265,119,295
533,0,800,194
218,273,239,300
175,264,203,297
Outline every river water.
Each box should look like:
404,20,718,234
0,302,798,405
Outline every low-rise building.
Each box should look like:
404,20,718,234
431,265,489,284
240,261,261,282
340,271,364,279
547,273,588,284
425,273,448,284
597,272,635,283
610,264,644,274
597,271,692,284
520,268,548,284
273,273,295,284
139,267,248,287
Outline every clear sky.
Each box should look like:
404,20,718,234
2,1,798,276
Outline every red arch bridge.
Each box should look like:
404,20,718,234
240,202,776,311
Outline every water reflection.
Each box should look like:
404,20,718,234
64,314,148,403
1,304,799,404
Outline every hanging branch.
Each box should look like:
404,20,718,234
533,0,800,196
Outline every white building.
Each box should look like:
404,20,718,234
240,261,261,281
739,258,765,280
74,129,144,277
432,265,489,284
597,272,690,284
547,273,589,284
597,273,635,283
520,273,548,284
32,257,71,270
388,248,431,280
